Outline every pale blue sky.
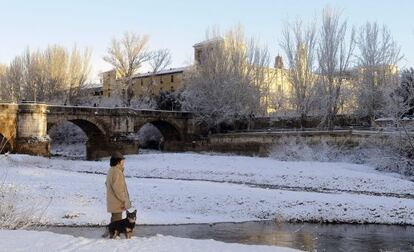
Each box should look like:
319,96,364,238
1,0,413,82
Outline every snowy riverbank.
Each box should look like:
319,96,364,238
0,230,300,252
1,153,413,225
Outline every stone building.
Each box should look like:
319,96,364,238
102,67,186,99
262,55,292,114
102,39,224,100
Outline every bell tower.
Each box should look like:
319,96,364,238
274,55,284,69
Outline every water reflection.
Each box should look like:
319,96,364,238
35,221,414,252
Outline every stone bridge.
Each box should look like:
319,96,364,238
0,103,199,160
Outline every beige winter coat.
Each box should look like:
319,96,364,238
106,164,131,213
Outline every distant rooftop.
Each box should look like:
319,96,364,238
193,37,224,48
132,67,189,79
83,83,103,89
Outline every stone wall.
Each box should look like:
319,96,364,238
219,115,372,132
165,130,387,157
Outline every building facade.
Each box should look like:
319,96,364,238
102,67,186,100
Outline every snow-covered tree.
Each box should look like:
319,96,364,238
130,95,157,110
181,26,268,129
355,22,403,120
317,7,356,129
389,68,414,119
380,68,414,169
280,18,318,126
398,69,414,116
156,90,182,111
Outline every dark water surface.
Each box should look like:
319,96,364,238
34,221,414,252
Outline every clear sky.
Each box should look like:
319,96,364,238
1,0,413,82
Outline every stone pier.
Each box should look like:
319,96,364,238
15,103,50,157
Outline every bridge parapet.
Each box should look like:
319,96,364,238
47,105,193,118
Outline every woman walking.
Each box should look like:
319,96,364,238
106,151,131,222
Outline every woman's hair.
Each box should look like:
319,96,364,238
110,157,123,167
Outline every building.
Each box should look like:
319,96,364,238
102,39,223,100
263,55,292,114
102,67,186,99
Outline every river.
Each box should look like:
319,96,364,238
34,221,414,252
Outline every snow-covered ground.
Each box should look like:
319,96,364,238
0,230,300,252
51,142,86,158
1,153,414,225
10,152,414,196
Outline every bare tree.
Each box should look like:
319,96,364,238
2,45,91,103
0,59,24,103
246,37,272,116
141,48,172,98
103,32,151,106
355,22,403,120
149,49,172,74
280,19,318,126
43,45,69,101
65,46,92,104
0,64,7,101
22,48,44,102
182,26,268,130
317,7,356,129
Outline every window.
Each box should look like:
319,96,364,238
170,86,174,91
171,75,174,82
196,49,202,63
141,79,143,86
160,76,163,84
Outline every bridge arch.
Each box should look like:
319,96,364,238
148,119,183,141
48,118,110,160
136,119,183,150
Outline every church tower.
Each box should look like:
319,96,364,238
274,55,284,69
